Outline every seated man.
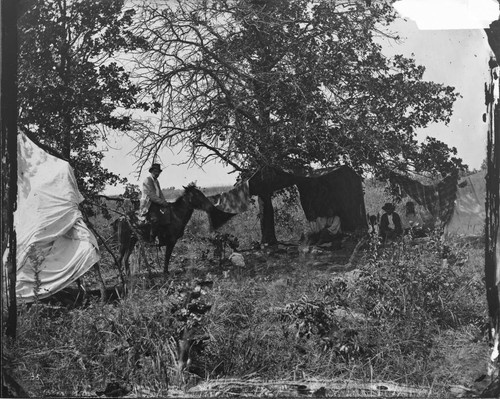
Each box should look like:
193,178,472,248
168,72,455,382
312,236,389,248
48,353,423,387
138,163,169,243
316,213,343,249
404,200,427,238
379,202,403,243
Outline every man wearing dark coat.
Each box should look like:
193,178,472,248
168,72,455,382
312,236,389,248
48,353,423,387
379,202,403,242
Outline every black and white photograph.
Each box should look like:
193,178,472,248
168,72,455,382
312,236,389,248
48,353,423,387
2,0,500,397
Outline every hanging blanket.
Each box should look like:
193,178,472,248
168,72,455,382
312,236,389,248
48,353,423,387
389,171,458,225
209,181,251,214
444,170,487,236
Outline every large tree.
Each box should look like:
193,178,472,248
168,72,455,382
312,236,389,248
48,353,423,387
17,0,148,197
132,0,463,243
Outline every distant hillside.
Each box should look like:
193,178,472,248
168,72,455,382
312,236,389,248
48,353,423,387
162,188,184,201
162,185,234,201
199,185,234,197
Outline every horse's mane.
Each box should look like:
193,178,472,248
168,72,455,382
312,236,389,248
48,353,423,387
172,183,200,205
173,194,185,205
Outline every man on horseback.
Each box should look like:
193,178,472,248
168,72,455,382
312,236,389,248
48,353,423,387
139,163,169,243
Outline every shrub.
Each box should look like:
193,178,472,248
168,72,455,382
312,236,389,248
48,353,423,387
202,281,294,377
346,235,487,381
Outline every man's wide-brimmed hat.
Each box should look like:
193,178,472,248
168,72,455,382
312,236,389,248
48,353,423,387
382,202,395,212
149,163,162,173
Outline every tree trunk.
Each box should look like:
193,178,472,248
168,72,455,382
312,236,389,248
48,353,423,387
485,58,500,384
482,14,500,391
258,192,277,245
1,0,18,339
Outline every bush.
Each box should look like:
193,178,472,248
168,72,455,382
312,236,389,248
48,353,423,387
346,235,487,381
7,280,218,397
354,236,485,329
202,281,292,377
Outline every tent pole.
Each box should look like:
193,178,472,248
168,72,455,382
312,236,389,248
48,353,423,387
1,0,18,340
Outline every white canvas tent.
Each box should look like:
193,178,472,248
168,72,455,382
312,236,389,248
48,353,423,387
444,170,487,236
4,133,100,302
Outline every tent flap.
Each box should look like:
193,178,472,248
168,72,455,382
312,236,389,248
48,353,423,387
13,133,99,302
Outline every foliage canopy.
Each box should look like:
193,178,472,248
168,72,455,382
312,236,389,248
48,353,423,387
18,0,147,196
133,0,464,179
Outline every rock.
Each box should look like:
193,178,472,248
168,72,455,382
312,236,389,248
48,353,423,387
229,252,245,267
299,245,311,254
333,307,368,322
96,381,131,397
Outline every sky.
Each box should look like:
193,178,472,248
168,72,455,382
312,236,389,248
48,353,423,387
101,0,498,195
379,19,492,170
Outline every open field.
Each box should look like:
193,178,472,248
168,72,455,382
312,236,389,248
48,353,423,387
2,182,490,397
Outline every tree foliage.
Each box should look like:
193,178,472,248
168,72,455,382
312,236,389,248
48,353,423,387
122,183,141,200
18,0,147,196
132,0,464,179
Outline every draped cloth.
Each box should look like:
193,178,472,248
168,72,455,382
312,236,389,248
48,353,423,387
389,171,458,225
294,166,366,233
209,181,251,214
444,170,488,236
210,165,367,234
4,133,100,303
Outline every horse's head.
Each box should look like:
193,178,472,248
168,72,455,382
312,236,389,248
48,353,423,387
182,184,213,212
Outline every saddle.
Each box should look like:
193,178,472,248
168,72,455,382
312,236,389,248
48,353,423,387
158,204,172,225
136,204,172,226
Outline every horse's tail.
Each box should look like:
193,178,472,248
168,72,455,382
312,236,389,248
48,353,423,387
111,217,121,234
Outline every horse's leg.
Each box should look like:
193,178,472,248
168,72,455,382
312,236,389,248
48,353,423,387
163,241,176,275
123,247,132,278
116,231,133,279
75,277,87,306
117,247,125,271
138,242,153,278
93,263,106,303
114,229,126,277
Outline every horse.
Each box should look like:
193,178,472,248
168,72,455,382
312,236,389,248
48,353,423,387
112,184,235,276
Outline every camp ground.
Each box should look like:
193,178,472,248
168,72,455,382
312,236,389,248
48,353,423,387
7,135,370,303
3,124,500,398
3,132,498,397
3,1,500,398
7,135,492,306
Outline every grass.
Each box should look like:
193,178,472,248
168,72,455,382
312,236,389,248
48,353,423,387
2,183,491,397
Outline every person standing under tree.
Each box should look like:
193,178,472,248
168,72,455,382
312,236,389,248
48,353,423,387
139,163,169,243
